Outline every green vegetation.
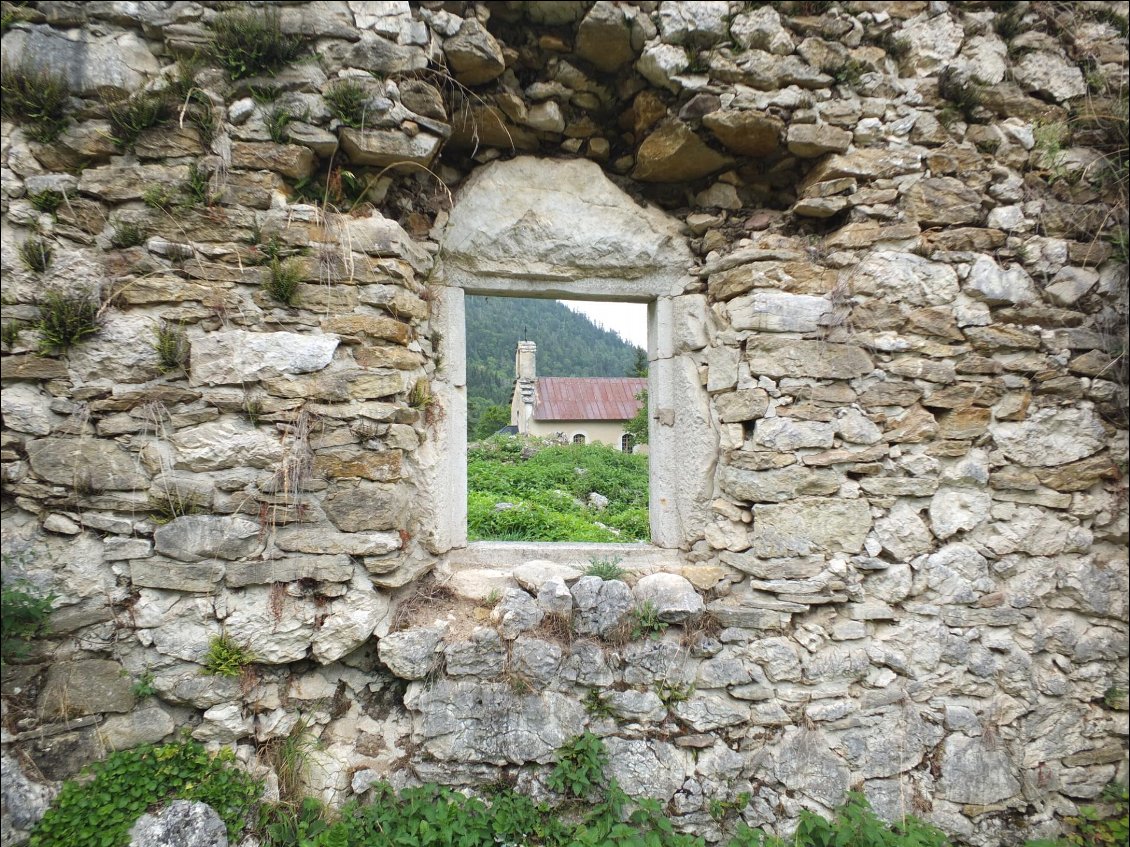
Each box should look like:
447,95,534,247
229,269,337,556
142,184,176,212
630,601,668,640
1,579,55,664
624,389,649,447
210,7,304,80
1,320,23,350
110,221,146,249
1030,783,1129,847
547,731,608,799
465,295,643,436
29,189,64,215
131,670,156,698
586,556,626,580
937,68,983,123
583,687,615,718
29,740,260,847
18,236,53,273
153,320,188,372
266,105,298,143
1,60,70,142
36,289,100,354
181,161,215,207
325,79,370,128
467,437,649,542
203,634,255,677
106,91,169,147
261,258,302,305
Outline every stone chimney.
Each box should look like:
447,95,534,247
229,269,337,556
515,340,537,380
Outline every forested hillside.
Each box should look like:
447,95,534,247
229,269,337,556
466,296,644,438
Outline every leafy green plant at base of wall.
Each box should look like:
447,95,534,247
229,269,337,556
547,731,608,800
1,579,55,664
29,740,261,847
1027,783,1129,847
586,556,626,580
630,601,668,641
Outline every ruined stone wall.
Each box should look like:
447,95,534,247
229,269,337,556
1,2,1127,845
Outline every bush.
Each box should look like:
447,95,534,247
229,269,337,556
203,634,255,677
18,237,53,273
1,580,55,664
153,320,188,372
262,258,302,305
36,290,100,354
210,7,304,80
467,437,650,542
29,740,261,847
105,91,170,147
325,79,370,128
1,60,70,142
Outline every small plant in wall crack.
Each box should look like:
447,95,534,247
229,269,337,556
0,59,71,142
35,289,101,354
630,601,668,641
582,687,614,719
1,578,56,665
262,258,302,305
585,555,625,580
655,679,693,708
18,236,53,274
153,320,189,372
203,634,255,677
109,221,146,249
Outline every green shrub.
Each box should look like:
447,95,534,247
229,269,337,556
1029,782,1130,847
18,237,53,273
153,320,188,372
106,91,170,147
110,221,146,249
36,290,100,353
266,105,297,143
181,160,214,207
1,60,70,142
210,7,304,80
467,438,649,543
262,257,302,305
1,579,55,664
586,556,626,580
325,79,370,128
203,634,255,677
142,184,176,212
547,731,608,799
28,189,64,215
29,740,261,847
630,600,668,640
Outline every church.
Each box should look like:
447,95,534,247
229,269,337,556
507,340,646,452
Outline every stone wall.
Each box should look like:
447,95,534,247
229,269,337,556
1,2,1127,845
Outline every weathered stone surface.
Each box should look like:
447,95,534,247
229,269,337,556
673,694,750,731
754,418,836,451
902,178,983,226
170,419,284,471
965,256,1038,305
715,389,769,422
874,502,934,561
410,680,586,764
719,464,840,503
991,406,1106,467
1012,50,1086,101
728,290,831,333
128,801,228,847
1,752,57,836
153,515,261,563
442,156,691,281
751,498,872,558
131,558,224,593
445,628,506,677
222,586,316,664
604,737,691,801
230,142,316,179
633,573,704,622
572,576,634,637
78,164,190,201
632,121,734,183
314,569,390,663
1,354,69,381
702,110,783,157
0,383,56,435
322,484,407,532
929,489,991,540
512,560,584,592
852,252,960,306
321,315,410,344
379,626,446,679
40,659,136,719
444,18,505,85
746,338,873,379
939,736,1021,804
189,331,339,387
491,588,544,638
575,1,635,72
26,438,149,490
769,728,850,809
98,704,177,752
658,1,729,46
4,25,159,97
339,127,443,168
274,527,402,556
787,123,852,158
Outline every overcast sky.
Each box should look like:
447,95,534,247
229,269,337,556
561,300,648,350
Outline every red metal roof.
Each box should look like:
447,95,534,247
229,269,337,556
533,377,647,422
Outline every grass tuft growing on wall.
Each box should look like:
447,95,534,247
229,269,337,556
210,7,304,80
1,60,70,142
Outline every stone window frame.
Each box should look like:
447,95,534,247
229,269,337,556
429,280,685,568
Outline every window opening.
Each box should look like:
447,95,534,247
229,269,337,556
464,295,649,544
